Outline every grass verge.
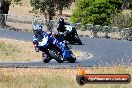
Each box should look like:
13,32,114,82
0,38,41,61
0,67,132,88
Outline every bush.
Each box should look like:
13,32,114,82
70,0,122,26
110,12,132,29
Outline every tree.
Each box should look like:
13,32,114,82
70,0,122,26
30,0,54,20
30,0,73,20
55,0,72,15
0,0,72,26
110,12,132,28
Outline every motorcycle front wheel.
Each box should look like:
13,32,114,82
48,48,64,63
67,57,76,63
43,58,51,63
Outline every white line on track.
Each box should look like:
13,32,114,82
77,51,93,60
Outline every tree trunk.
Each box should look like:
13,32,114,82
48,6,54,20
47,7,54,31
0,0,3,13
59,9,62,15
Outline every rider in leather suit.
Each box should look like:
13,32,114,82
32,21,72,59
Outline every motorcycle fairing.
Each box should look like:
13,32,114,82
65,25,75,32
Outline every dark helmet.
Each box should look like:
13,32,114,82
32,23,43,35
58,18,65,24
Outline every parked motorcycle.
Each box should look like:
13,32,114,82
35,32,76,63
57,25,83,45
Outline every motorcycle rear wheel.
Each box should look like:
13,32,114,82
75,35,83,45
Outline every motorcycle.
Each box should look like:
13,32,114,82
57,25,83,45
36,32,76,63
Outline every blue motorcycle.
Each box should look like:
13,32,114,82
34,31,76,63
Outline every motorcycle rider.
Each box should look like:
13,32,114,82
57,18,78,41
32,21,44,52
57,18,69,33
32,21,71,60
56,18,71,41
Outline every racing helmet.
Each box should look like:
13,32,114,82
32,23,43,35
58,18,65,24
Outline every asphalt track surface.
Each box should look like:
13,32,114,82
0,29,132,68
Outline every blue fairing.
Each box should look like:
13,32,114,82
62,49,72,59
33,31,72,60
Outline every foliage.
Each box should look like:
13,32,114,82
30,0,72,20
70,0,122,26
111,12,132,28
121,0,132,9
13,0,22,5
55,0,72,10
30,0,55,19
13,0,21,3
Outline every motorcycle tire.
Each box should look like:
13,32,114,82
49,48,64,63
43,58,51,63
68,57,76,63
75,35,83,45
77,39,83,45
78,40,83,45
56,58,64,63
